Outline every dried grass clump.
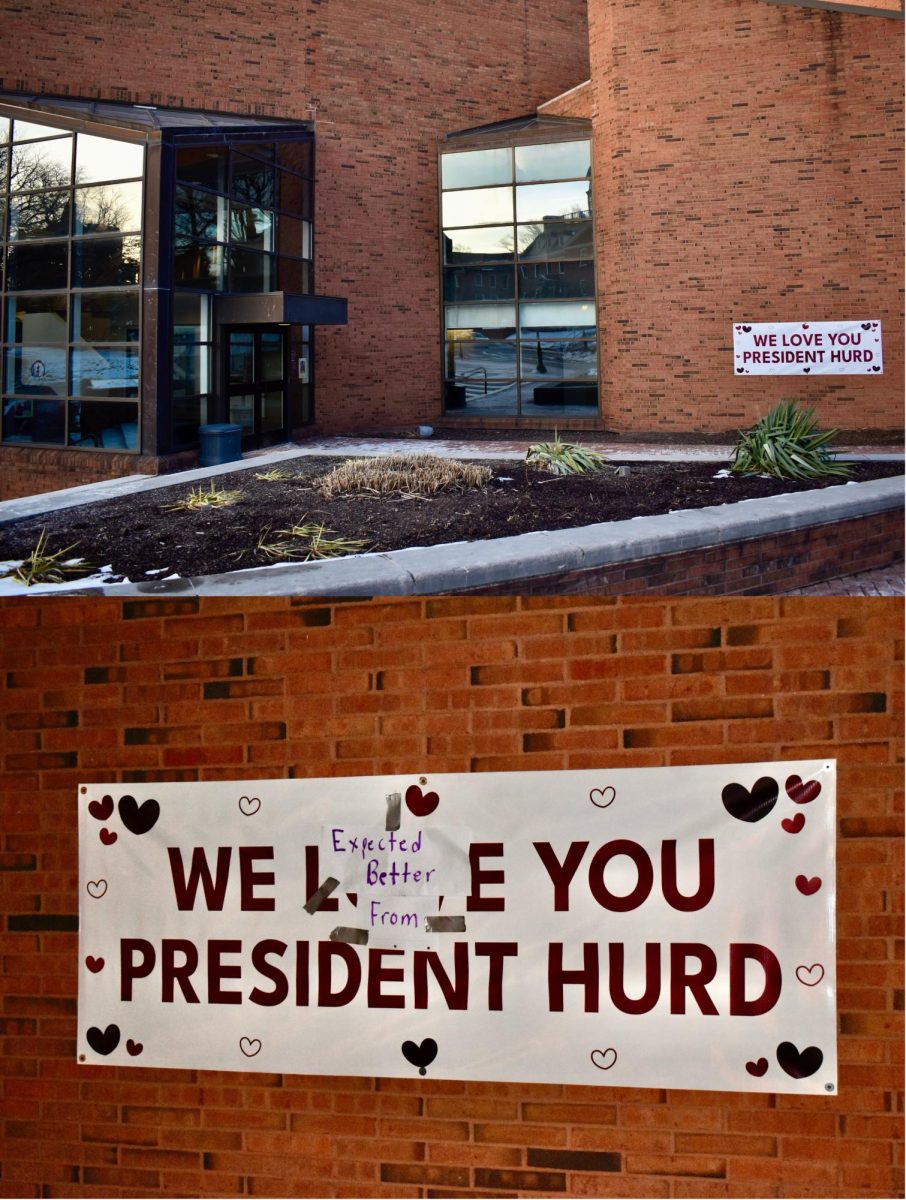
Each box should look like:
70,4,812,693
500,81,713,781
317,454,492,498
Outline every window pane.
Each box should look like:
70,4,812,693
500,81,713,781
174,242,222,289
230,203,273,250
518,260,595,300
276,257,310,293
2,396,65,444
75,182,143,234
71,345,139,397
176,146,227,191
76,134,144,184
515,140,591,183
6,242,69,290
519,301,596,330
231,154,275,207
275,170,311,219
441,148,512,190
173,292,210,342
227,248,272,292
260,388,283,432
516,180,591,223
4,345,67,395
274,214,311,259
443,266,514,303
12,120,67,142
172,394,210,447
519,337,597,379
277,140,313,176
229,392,254,432
443,225,514,263
0,145,9,195
261,331,284,381
445,302,515,330
73,235,140,286
5,294,68,343
517,219,593,261
72,291,139,342
11,138,73,190
442,186,512,228
172,343,209,396
9,190,70,239
445,376,517,415
521,380,598,412
0,117,9,142
228,332,254,383
69,399,138,448
175,185,223,243
444,331,517,380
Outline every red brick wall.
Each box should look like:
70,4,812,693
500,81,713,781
587,0,904,434
1,594,902,1198
0,0,589,442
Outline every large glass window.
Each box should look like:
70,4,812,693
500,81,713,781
440,138,597,417
0,115,144,448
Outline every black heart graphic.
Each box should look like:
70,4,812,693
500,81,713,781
803,367,811,374
118,795,160,836
737,368,745,374
721,777,778,823
871,366,881,372
742,325,752,332
402,1037,438,1076
777,1041,823,1079
88,795,114,821
87,1024,121,1055
861,323,871,330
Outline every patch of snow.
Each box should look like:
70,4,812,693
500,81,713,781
0,562,127,595
713,469,731,479
145,567,170,576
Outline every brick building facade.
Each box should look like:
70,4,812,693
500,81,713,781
0,594,902,1197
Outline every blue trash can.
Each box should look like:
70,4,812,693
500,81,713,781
198,423,243,467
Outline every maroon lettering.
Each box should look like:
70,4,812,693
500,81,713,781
475,941,518,1010
532,841,588,910
161,938,200,1003
466,843,506,911
608,942,661,1014
167,846,232,911
207,939,242,1003
661,839,715,912
366,948,406,1009
304,846,339,911
588,840,653,912
548,942,599,1013
729,943,782,1016
120,937,155,1001
249,939,289,1006
413,943,470,1010
238,846,275,911
669,943,718,1015
317,941,361,1007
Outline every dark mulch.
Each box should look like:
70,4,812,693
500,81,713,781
0,456,900,584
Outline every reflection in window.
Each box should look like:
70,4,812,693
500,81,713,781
2,396,65,443
443,225,514,263
6,241,69,290
516,180,591,223
228,247,272,292
274,214,311,260
73,292,139,343
71,345,139,397
276,170,312,220
175,185,222,243
0,117,9,142
518,260,594,300
261,331,284,381
174,242,222,289
230,204,273,250
176,146,227,192
443,266,515,303
12,120,67,142
231,155,275,207
173,292,210,342
172,343,208,397
73,235,140,287
519,301,595,330
444,330,517,380
442,186,513,228
68,399,138,448
75,134,144,184
4,345,68,395
11,139,73,191
5,294,68,343
277,257,309,294
277,140,313,176
441,147,512,190
9,190,70,239
445,302,516,330
517,219,593,261
515,140,591,184
75,182,143,234
519,338,597,379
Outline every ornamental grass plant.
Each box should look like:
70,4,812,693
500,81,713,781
730,401,853,481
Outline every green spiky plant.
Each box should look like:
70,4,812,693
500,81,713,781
5,528,90,586
164,480,242,511
525,431,607,476
730,401,853,481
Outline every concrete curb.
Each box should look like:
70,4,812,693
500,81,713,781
52,474,904,597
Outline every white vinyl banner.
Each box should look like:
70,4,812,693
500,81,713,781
733,320,883,375
78,761,837,1095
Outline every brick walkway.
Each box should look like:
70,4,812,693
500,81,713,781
785,565,904,596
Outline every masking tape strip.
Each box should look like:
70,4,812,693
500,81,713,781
304,876,340,915
329,926,369,945
385,792,402,832
425,915,467,934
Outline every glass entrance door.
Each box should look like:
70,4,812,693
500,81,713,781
225,327,287,446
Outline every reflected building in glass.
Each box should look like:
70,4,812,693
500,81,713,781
0,95,345,458
440,116,597,418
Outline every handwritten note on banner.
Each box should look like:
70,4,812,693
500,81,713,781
78,762,837,1095
733,320,883,375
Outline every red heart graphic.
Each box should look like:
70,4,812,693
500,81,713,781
796,875,822,896
795,963,825,987
85,956,105,973
405,785,439,818
785,775,821,805
99,828,117,845
126,1039,143,1057
781,813,805,834
746,1057,768,1077
88,795,114,821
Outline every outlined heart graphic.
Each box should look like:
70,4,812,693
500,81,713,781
589,786,616,809
126,1039,144,1057
99,828,117,846
795,875,822,896
785,775,821,805
88,795,114,821
240,1037,262,1057
238,795,261,816
402,1037,438,1076
746,1058,768,1077
87,1024,120,1055
796,963,825,987
590,1048,617,1071
118,795,160,836
721,777,778,823
85,956,105,973
405,785,439,818
777,1041,823,1079
86,880,108,899
781,813,805,834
